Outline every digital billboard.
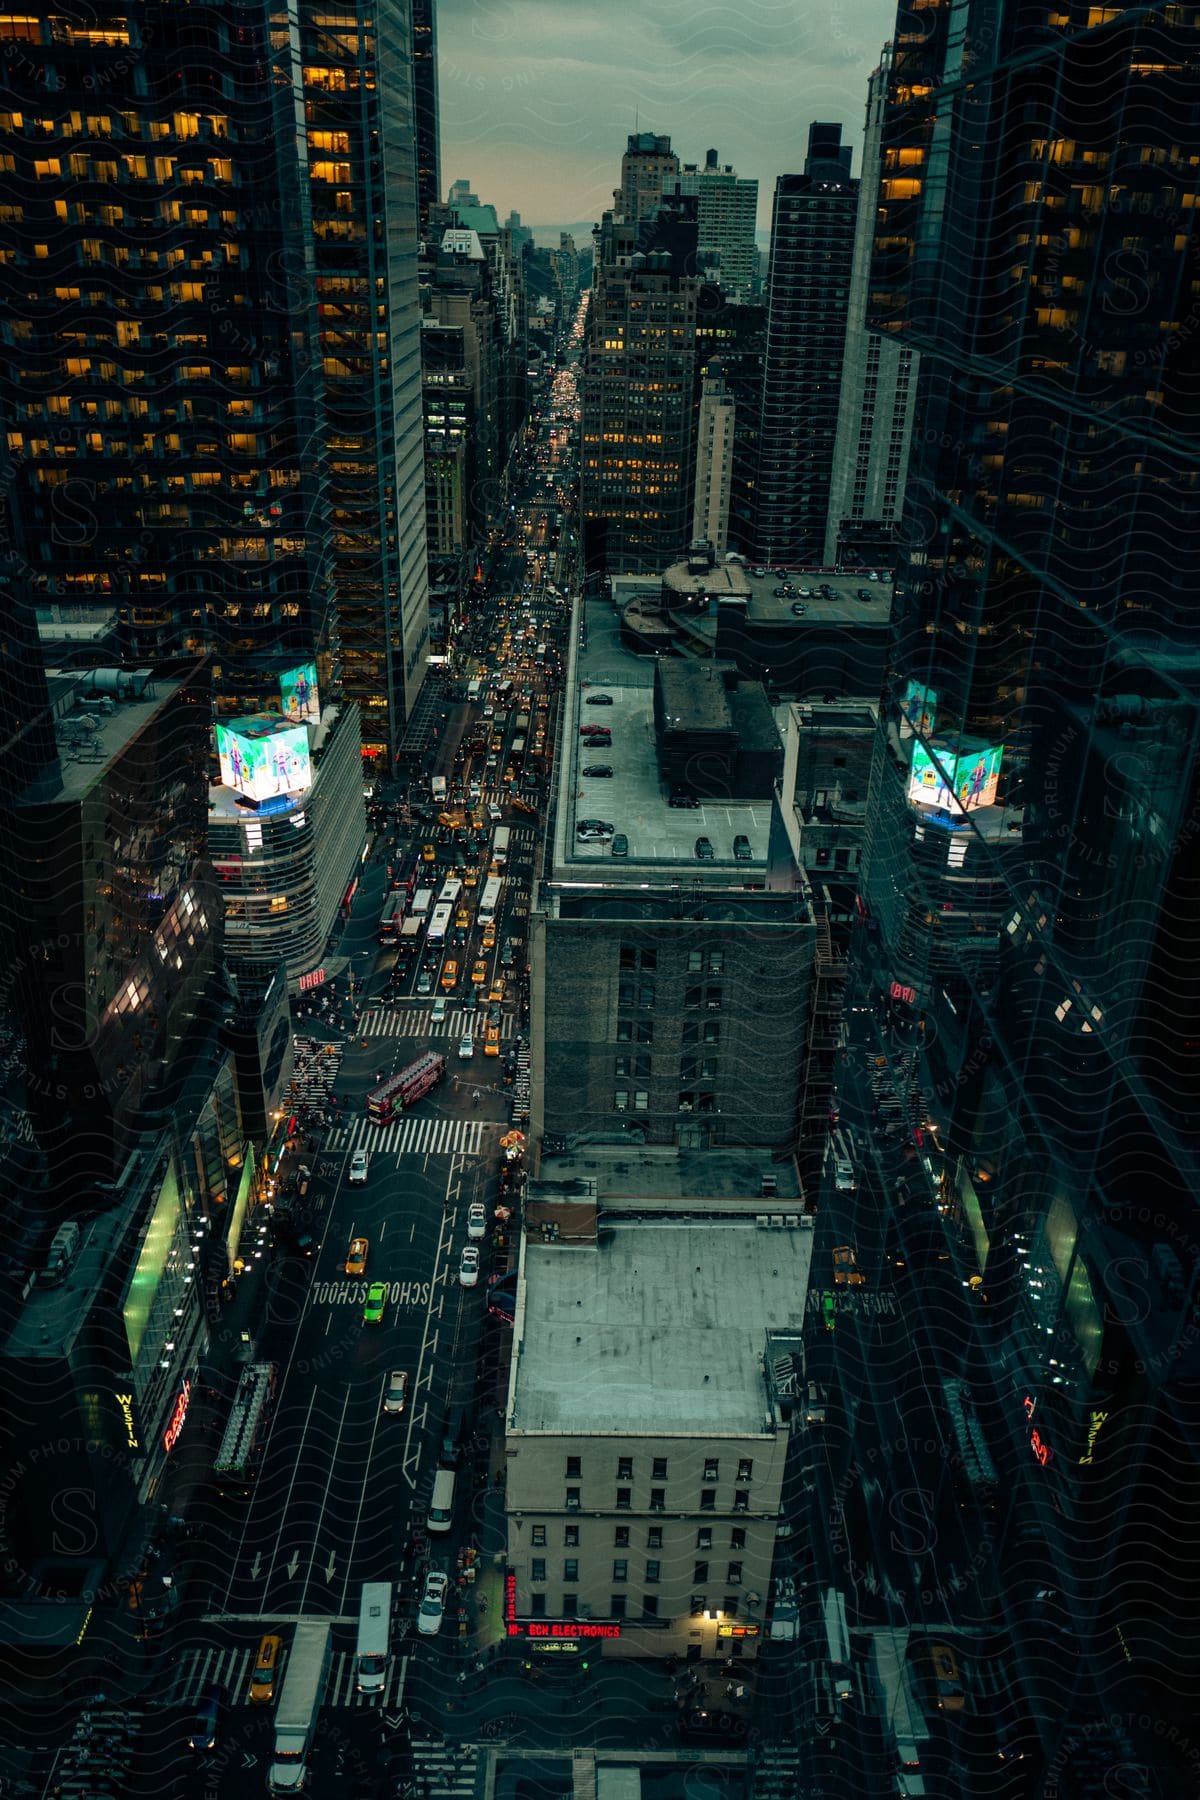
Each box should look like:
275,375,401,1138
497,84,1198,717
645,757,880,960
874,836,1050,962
216,717,312,803
900,679,938,736
280,662,320,725
124,1166,181,1365
908,739,1003,815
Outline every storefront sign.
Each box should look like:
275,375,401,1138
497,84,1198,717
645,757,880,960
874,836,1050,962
115,1390,141,1451
529,1640,579,1654
717,1623,760,1638
1030,1428,1054,1467
890,981,917,1006
503,1572,621,1640
162,1379,192,1454
1079,1409,1108,1466
298,967,326,992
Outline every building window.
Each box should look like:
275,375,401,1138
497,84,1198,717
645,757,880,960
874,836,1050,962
728,1562,743,1583
566,1488,581,1509
616,1487,632,1510
615,1526,630,1548
645,1560,661,1583
704,1021,720,1044
620,945,637,969
649,1488,665,1511
611,1594,627,1618
734,1490,750,1512
633,1090,649,1112
685,984,702,1008
641,948,658,971
613,1559,628,1581
530,1592,546,1618
531,1526,546,1547
694,1561,709,1584
723,1596,738,1616
688,950,703,973
703,1459,720,1483
565,1525,579,1547
563,1593,577,1615
531,1559,546,1582
639,982,655,1009
653,1457,668,1480
697,1528,712,1551
642,1594,659,1618
647,1526,663,1550
705,988,722,1010
737,1459,753,1482
700,1490,716,1512
690,1595,706,1616
731,1528,747,1550
617,1456,633,1479
564,1560,578,1582
566,1457,582,1478
616,1018,655,1044
707,949,725,973
614,1090,629,1113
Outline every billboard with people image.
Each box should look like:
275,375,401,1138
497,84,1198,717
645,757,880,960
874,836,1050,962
907,739,1003,815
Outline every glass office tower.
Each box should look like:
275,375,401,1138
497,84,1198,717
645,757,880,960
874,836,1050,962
860,1,1200,1785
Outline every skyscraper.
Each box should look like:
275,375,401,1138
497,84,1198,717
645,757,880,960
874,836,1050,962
676,148,759,302
823,47,919,565
580,201,702,575
410,0,440,236
691,362,735,556
859,1,1200,1778
615,132,679,224
753,125,858,564
300,0,432,765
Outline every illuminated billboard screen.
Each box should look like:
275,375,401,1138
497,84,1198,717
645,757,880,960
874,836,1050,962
908,740,1002,815
124,1166,181,1365
900,680,937,736
280,663,320,725
216,718,312,804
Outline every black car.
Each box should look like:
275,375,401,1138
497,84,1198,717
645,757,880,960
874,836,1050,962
695,836,715,861
611,832,629,857
669,793,699,809
733,834,752,861
856,588,873,601
790,602,807,616
187,1683,224,1753
586,693,614,706
582,765,613,778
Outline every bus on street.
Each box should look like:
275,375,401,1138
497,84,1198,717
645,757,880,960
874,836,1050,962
378,894,405,943
478,875,503,925
426,901,453,945
367,1052,447,1124
214,1362,279,1499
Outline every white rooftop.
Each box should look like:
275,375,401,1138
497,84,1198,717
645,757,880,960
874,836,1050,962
511,1219,812,1438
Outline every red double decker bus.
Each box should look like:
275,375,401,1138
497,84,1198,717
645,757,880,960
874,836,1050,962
378,894,406,943
391,850,421,896
366,1052,446,1125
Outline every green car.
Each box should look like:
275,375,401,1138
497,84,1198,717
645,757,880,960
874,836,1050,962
363,1281,388,1326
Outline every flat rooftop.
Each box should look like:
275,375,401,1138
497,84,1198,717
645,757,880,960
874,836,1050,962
510,1218,813,1436
5,1211,124,1359
538,1143,802,1204
41,674,186,803
735,566,894,629
555,602,780,877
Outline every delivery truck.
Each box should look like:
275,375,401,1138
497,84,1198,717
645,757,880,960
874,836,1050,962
267,1621,332,1793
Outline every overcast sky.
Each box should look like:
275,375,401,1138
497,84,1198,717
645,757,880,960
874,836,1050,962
435,0,899,236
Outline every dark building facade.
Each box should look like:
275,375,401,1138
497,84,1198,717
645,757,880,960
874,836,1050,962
856,1,1200,1784
752,125,858,564
410,0,440,236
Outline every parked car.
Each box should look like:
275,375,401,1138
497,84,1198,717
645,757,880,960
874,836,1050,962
611,832,629,857
733,834,752,861
579,723,610,736
694,836,715,861
583,765,613,778
790,601,807,616
577,820,614,841
467,1202,488,1241
586,693,614,705
669,793,699,809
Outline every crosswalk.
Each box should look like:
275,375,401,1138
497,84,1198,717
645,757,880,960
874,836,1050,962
411,1736,481,1798
361,1007,517,1041
165,1644,412,1711
753,1741,804,1798
336,1114,489,1157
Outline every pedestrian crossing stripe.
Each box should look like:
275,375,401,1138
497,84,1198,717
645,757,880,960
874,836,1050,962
164,1645,415,1711
345,1114,488,1157
359,1008,517,1040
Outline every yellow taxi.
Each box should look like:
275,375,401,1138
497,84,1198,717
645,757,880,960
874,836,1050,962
249,1633,282,1706
481,923,497,950
463,865,478,888
832,1245,865,1287
485,1024,501,1057
489,976,505,1003
472,959,489,986
421,842,437,863
440,959,459,992
490,734,503,753
345,1236,369,1277
455,907,472,932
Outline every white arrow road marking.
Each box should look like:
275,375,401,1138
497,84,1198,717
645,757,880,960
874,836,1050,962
286,1553,300,1578
324,1552,337,1582
250,1553,262,1581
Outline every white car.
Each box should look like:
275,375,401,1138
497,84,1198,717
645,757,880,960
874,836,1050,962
349,1150,369,1186
382,1370,409,1416
467,1202,487,1241
431,997,448,1024
458,1034,474,1061
488,803,503,822
417,1569,449,1636
458,1245,480,1288
834,1160,857,1193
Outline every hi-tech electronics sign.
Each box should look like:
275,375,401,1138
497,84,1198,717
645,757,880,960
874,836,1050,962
504,1572,622,1641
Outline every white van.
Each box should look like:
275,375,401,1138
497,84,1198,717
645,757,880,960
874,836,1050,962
427,1467,456,1534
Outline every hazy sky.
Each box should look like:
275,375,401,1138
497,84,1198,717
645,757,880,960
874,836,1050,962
436,0,899,235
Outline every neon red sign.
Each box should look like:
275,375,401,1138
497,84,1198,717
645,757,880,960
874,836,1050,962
890,981,916,1006
162,1379,192,1454
504,1571,621,1639
1030,1429,1054,1467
